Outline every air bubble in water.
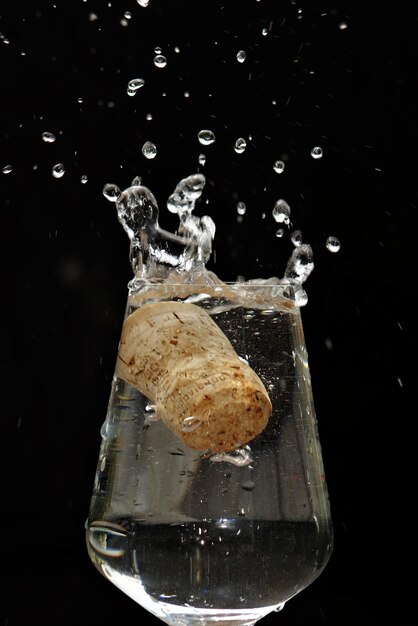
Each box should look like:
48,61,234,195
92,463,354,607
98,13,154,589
237,201,246,215
326,235,341,252
52,163,65,178
210,446,253,467
137,0,149,6
154,54,167,68
142,141,157,159
291,230,303,247
2,164,13,174
310,146,323,159
234,138,247,154
42,131,56,143
127,78,144,96
181,416,202,433
198,130,215,146
272,199,291,225
273,160,285,174
81,175,88,184
236,50,246,63
103,183,121,202
198,153,206,166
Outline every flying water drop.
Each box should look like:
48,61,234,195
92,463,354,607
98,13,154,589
153,54,167,68
236,50,246,63
2,164,13,174
142,141,157,159
127,78,144,97
81,175,88,184
273,160,285,174
42,131,56,143
272,199,291,225
137,0,149,6
198,130,215,146
103,183,121,202
198,154,206,166
285,244,314,284
290,230,303,247
234,138,247,154
237,201,246,215
310,146,323,159
52,163,65,178
275,228,284,238
326,236,341,252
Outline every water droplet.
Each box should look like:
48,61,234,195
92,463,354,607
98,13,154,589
237,201,246,215
339,21,348,29
142,141,157,159
275,228,284,238
290,230,303,247
78,97,83,104
310,146,323,159
236,50,246,63
174,46,180,53
137,0,149,6
89,12,98,21
198,153,206,166
285,243,314,284
146,113,153,121
127,78,144,97
167,174,206,214
153,54,167,68
262,27,268,36
81,175,88,184
120,18,129,27
326,235,341,252
273,160,285,174
198,130,215,146
210,445,253,467
42,131,56,143
124,10,132,19
184,91,190,98
154,46,162,55
272,199,291,225
103,183,121,202
181,416,202,433
52,163,65,178
234,138,247,154
2,164,13,174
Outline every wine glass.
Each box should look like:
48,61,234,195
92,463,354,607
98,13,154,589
86,279,333,626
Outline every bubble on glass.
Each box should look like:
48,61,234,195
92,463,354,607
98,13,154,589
198,130,215,146
42,131,56,143
2,164,13,174
273,160,285,174
81,175,88,184
153,54,167,68
181,416,202,433
103,183,121,202
198,153,206,166
52,163,65,178
236,50,246,63
234,138,247,154
272,199,291,225
142,141,157,159
127,78,144,97
326,235,341,252
310,146,323,159
237,201,246,215
290,230,303,247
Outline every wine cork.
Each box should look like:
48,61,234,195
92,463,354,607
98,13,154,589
116,301,272,452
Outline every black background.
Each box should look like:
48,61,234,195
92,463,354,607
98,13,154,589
1,1,416,625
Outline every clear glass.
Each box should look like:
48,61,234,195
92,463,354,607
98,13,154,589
86,281,333,626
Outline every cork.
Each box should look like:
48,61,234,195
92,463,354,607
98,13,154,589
116,301,272,452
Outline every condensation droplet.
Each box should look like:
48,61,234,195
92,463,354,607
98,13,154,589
42,131,56,143
236,50,246,63
153,54,167,68
2,164,13,174
142,141,157,159
273,160,285,174
181,416,202,433
198,153,206,166
272,199,291,225
291,230,303,247
198,130,215,146
103,183,121,202
310,146,323,159
234,138,247,154
81,175,88,184
52,163,65,178
237,201,246,215
326,235,341,252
